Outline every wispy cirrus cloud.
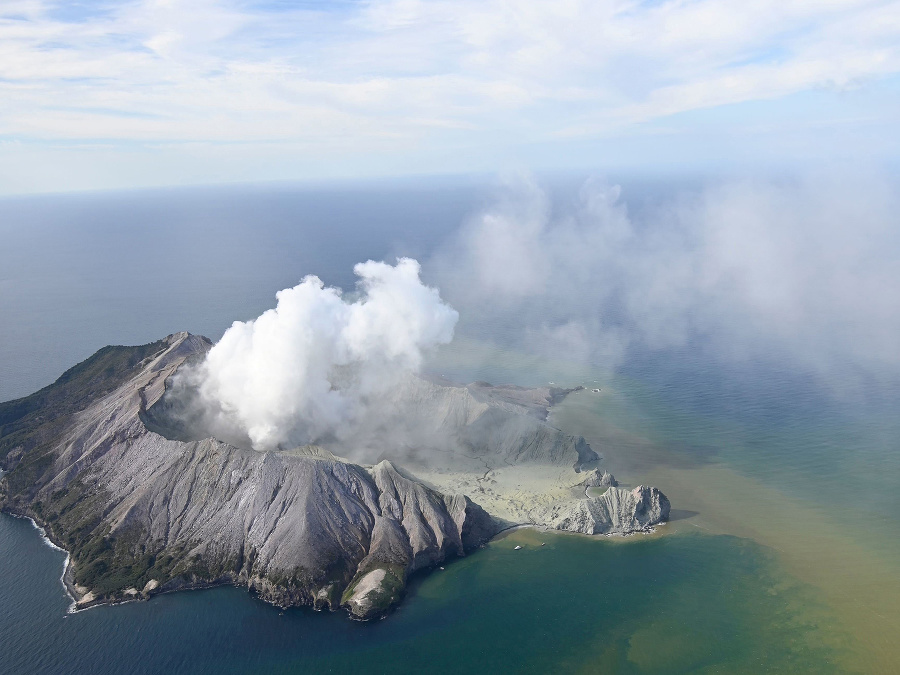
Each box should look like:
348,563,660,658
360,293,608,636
1,0,899,191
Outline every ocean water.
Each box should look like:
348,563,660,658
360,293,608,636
0,517,846,675
0,179,481,402
1,180,898,673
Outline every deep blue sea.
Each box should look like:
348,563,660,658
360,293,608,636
1,178,898,673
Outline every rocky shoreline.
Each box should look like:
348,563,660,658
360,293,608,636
0,333,669,620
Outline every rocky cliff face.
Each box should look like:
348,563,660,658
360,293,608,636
0,331,670,620
0,333,495,619
543,485,670,535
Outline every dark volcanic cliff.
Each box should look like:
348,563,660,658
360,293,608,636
0,333,496,619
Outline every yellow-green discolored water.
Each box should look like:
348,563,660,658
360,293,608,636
432,336,900,673
0,512,852,674
550,385,900,674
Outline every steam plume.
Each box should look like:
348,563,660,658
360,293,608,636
193,257,457,451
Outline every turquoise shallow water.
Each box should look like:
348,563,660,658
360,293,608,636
0,515,846,675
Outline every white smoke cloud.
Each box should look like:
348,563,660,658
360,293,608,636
166,171,898,454
191,257,458,451
432,171,900,383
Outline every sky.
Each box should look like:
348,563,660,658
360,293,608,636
1,0,900,194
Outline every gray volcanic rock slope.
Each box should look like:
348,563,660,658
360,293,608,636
0,331,670,619
335,374,598,471
542,485,670,535
0,333,494,619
